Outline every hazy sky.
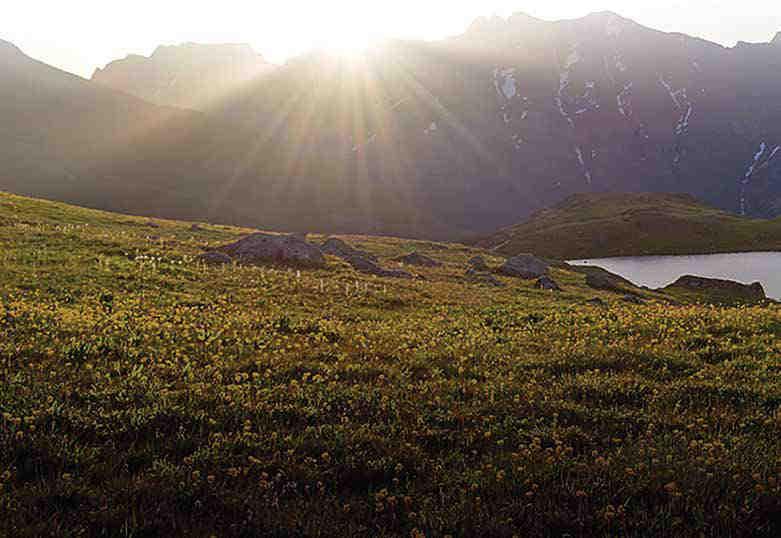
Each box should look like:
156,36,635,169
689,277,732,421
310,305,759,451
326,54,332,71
4,1,781,78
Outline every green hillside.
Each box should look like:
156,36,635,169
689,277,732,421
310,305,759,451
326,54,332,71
479,193,781,259
1,192,780,536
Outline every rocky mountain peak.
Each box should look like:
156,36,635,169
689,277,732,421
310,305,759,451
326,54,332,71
91,42,274,110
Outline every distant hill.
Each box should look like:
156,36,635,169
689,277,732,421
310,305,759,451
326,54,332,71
92,43,274,110
477,193,781,259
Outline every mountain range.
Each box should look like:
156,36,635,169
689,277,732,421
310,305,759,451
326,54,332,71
92,43,274,110
2,12,781,239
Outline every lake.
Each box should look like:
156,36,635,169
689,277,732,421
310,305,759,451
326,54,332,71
570,252,781,300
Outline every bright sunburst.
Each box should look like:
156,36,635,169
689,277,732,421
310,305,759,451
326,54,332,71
318,26,378,57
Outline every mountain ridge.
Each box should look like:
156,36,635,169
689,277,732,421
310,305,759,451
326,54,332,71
3,12,781,238
91,42,274,110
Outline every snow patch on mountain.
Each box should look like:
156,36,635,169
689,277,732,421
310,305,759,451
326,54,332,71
494,68,518,100
739,142,777,215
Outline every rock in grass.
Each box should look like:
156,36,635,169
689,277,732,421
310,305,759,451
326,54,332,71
499,254,549,279
343,253,412,279
393,252,442,267
585,297,607,306
583,268,636,294
465,268,505,287
218,233,326,268
535,276,561,291
467,256,489,271
197,251,233,265
321,238,378,262
622,294,645,304
664,275,766,304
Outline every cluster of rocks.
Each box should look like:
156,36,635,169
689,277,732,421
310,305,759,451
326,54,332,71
463,254,564,291
200,234,418,279
321,238,413,278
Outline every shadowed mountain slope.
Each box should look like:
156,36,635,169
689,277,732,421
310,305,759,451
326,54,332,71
3,12,781,238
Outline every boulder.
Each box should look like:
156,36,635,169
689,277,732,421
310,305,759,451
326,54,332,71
663,275,766,304
345,253,413,279
197,251,232,265
467,256,489,271
465,268,505,287
535,276,561,291
584,268,634,294
321,238,378,262
393,252,442,267
218,233,326,268
621,294,645,304
498,254,549,279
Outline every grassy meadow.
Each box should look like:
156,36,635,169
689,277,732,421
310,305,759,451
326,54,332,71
1,192,780,536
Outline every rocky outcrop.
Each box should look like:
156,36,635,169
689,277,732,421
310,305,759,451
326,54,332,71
393,252,442,267
498,254,549,279
465,268,505,287
582,267,636,294
218,233,326,268
320,237,411,277
347,255,413,279
664,275,766,303
321,238,378,262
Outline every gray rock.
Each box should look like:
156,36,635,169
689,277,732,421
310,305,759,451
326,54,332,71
663,275,766,303
467,256,489,271
499,254,549,279
218,233,326,268
465,268,505,287
393,252,442,267
146,220,161,228
321,238,378,262
586,272,625,292
197,251,232,265
344,253,413,279
621,294,645,304
535,276,562,291
585,297,607,306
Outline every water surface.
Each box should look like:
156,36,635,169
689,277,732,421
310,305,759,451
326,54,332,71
570,252,781,300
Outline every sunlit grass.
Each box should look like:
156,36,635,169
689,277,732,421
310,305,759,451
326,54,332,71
0,191,779,536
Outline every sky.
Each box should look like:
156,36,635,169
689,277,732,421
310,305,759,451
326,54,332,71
3,1,781,78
